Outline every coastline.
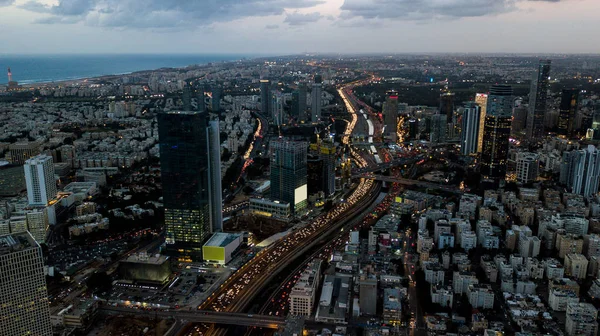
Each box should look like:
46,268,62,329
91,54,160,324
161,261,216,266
0,53,258,88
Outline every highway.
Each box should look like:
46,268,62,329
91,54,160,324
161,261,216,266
196,81,384,336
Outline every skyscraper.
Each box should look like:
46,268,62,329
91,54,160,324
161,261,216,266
196,83,206,112
560,145,600,197
9,141,41,165
430,114,447,144
481,85,513,180
24,155,57,206
291,84,307,121
475,93,488,153
260,79,271,118
182,82,192,111
383,90,399,143
211,85,221,112
527,60,551,139
0,232,52,336
311,84,322,123
461,102,481,156
270,140,308,214
558,89,580,137
272,91,284,125
158,111,215,261
207,120,223,233
440,92,455,124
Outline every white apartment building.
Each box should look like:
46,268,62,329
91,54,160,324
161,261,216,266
24,155,57,206
289,259,322,316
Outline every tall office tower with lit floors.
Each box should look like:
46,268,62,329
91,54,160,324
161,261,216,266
158,111,222,261
481,85,514,182
270,139,308,214
0,232,52,336
527,60,551,139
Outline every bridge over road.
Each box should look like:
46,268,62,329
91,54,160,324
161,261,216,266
101,306,285,329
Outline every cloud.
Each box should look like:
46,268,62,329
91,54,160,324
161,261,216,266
0,0,14,7
265,24,280,29
284,12,323,26
21,0,325,29
339,0,563,21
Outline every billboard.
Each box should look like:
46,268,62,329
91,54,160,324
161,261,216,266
294,184,307,205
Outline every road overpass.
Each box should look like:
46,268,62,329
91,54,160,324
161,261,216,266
355,174,462,194
101,306,284,329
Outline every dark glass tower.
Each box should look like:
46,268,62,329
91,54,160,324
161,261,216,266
558,89,579,137
291,84,307,121
383,90,399,142
211,85,221,112
182,82,192,111
196,83,206,112
527,60,551,139
270,140,308,214
260,79,271,118
440,92,455,124
481,85,513,181
158,111,211,261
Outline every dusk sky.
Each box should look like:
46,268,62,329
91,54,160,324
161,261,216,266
1,0,599,54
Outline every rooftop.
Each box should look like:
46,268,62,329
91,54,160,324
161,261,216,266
0,232,38,255
123,252,169,265
204,232,241,247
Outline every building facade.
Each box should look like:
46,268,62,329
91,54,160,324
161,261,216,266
481,85,513,180
0,232,52,336
24,155,57,206
527,60,552,139
158,111,212,261
270,140,308,214
461,102,481,155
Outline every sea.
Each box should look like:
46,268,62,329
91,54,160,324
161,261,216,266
0,54,255,85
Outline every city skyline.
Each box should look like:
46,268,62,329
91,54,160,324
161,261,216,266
0,0,599,54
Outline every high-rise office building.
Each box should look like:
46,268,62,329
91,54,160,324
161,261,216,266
24,155,57,206
292,84,308,122
9,141,41,165
527,60,551,139
272,91,284,126
182,82,192,111
560,145,600,197
211,85,221,112
270,140,308,214
309,139,336,196
440,92,455,124
383,90,399,142
207,120,223,233
515,152,539,184
475,93,488,153
260,79,271,118
196,83,206,112
158,111,218,261
481,85,513,180
0,232,52,336
460,102,481,155
558,89,580,137
430,114,447,144
311,82,322,123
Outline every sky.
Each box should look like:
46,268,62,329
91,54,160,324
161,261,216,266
0,0,599,54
